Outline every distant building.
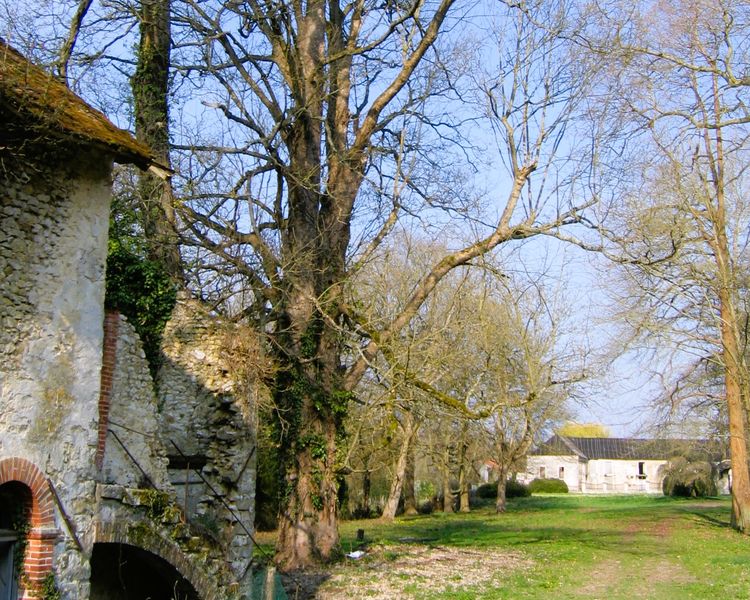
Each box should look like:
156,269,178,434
520,435,729,495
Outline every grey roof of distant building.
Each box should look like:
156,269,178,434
530,434,725,461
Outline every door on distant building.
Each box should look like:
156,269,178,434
0,530,17,600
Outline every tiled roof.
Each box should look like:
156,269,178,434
0,39,168,175
531,434,725,461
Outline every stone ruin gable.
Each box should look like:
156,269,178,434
0,149,113,598
0,149,111,445
103,312,172,491
157,294,259,585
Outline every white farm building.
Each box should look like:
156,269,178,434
520,435,729,495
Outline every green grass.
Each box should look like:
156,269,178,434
310,495,750,599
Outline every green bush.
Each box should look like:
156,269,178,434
475,480,531,499
506,479,531,498
476,482,498,499
662,457,717,497
529,478,569,494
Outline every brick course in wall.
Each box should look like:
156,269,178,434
96,311,120,471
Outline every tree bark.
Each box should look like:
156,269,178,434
704,76,750,532
457,427,471,512
458,463,470,513
381,412,417,520
495,465,510,513
441,451,454,513
713,200,750,531
362,467,372,516
132,0,182,282
274,374,342,568
403,442,418,515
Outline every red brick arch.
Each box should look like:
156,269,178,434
0,457,58,598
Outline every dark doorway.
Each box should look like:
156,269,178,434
0,482,31,600
0,531,17,600
90,543,200,600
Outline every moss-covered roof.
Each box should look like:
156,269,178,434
0,39,168,175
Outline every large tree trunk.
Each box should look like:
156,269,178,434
132,0,182,282
716,253,750,531
382,412,417,521
403,442,418,515
274,370,342,569
705,87,750,532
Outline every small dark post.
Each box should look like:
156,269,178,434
356,528,365,542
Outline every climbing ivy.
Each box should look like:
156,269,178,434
11,509,29,587
37,573,61,600
105,239,176,377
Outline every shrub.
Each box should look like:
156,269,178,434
529,478,569,493
662,457,717,497
475,480,531,499
476,482,498,499
506,480,531,498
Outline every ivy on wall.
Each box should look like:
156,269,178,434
105,239,176,377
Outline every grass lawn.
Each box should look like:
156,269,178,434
259,495,750,599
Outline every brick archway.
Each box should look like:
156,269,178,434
0,457,57,598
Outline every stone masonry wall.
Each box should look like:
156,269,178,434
158,295,257,587
0,149,114,598
103,312,173,492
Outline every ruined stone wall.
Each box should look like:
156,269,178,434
0,149,113,598
158,295,258,586
103,313,172,492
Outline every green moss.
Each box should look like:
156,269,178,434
133,488,182,524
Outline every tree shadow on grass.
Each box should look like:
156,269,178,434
347,515,665,560
279,570,331,600
686,509,733,529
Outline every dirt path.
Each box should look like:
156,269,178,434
282,544,532,599
575,516,696,599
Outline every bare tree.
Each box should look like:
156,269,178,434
5,0,594,566
586,0,750,530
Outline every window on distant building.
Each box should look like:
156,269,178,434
559,466,565,479
539,466,546,478
637,462,646,480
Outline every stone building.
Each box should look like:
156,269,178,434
520,435,729,494
0,40,255,599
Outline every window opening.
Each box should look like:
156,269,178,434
637,462,646,480
559,466,565,479
539,466,546,479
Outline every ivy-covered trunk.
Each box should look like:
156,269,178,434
270,159,354,568
274,379,343,568
132,0,182,282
